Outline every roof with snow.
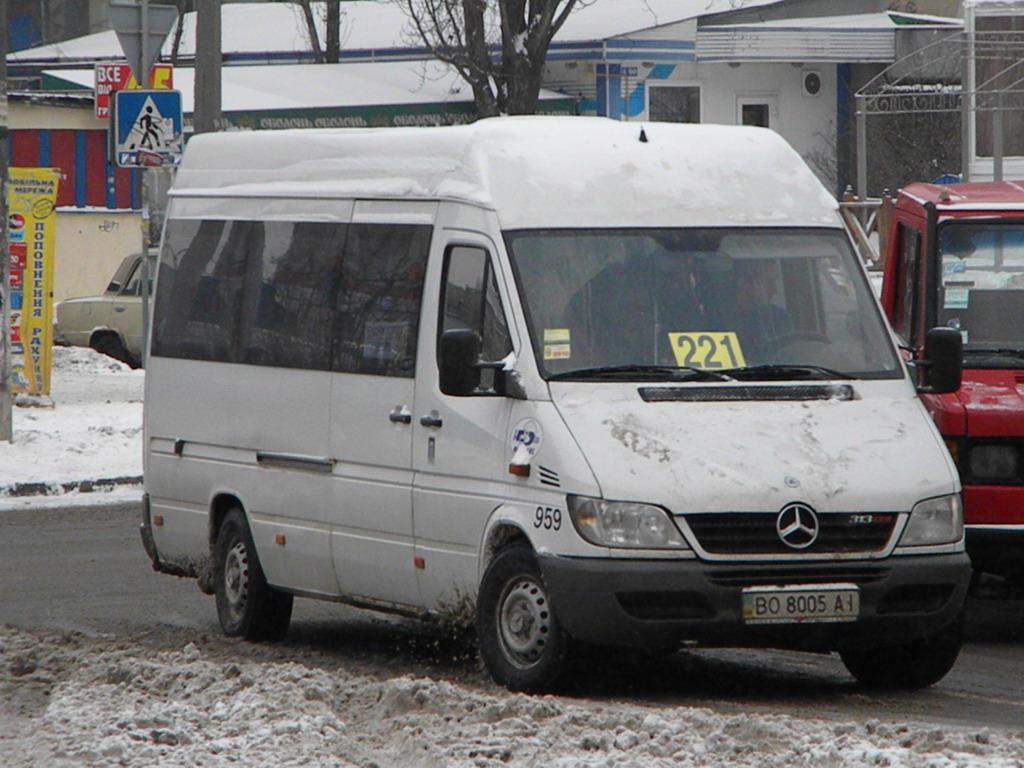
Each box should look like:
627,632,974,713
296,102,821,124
43,61,574,129
168,116,840,230
900,180,1024,211
9,0,785,71
697,10,961,62
964,0,1024,9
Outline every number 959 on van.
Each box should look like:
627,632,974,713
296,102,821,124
141,117,970,693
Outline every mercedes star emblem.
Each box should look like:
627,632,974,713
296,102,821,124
776,502,819,549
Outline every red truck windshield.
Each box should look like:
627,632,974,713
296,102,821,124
938,222,1024,364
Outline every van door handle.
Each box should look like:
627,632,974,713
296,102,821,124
389,407,412,424
419,413,443,428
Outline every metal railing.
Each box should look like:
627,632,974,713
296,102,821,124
839,187,894,270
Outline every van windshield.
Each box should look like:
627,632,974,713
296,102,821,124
505,227,900,380
938,222,1024,365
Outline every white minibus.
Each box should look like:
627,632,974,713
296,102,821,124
142,117,969,692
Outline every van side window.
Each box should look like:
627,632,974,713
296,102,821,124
333,224,430,377
441,245,512,365
241,221,345,370
893,224,921,346
152,219,429,376
152,219,249,362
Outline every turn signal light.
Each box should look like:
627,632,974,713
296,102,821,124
943,438,959,466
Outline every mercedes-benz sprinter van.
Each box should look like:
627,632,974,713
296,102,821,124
142,117,969,692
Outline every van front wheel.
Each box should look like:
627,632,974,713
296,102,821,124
214,507,293,641
839,614,963,689
477,545,570,692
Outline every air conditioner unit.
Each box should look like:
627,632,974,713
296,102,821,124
802,70,822,98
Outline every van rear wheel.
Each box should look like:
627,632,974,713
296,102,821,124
214,507,293,641
477,544,570,692
839,614,963,689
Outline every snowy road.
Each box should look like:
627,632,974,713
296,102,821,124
2,501,1024,767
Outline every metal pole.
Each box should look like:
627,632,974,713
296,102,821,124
856,93,868,204
994,92,1004,182
141,0,150,86
962,26,974,182
141,242,153,367
0,0,13,442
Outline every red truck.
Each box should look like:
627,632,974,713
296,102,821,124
881,181,1024,584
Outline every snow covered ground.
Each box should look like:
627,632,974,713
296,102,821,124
0,346,144,509
3,619,1024,768
2,348,1024,767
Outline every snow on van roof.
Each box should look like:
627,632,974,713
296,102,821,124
171,117,839,230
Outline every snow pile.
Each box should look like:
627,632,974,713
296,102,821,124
1,626,1022,768
0,346,144,503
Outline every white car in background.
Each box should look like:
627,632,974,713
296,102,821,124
55,252,148,368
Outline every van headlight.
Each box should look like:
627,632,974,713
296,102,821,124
899,494,963,547
568,495,688,549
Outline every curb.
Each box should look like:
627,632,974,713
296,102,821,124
1,475,143,498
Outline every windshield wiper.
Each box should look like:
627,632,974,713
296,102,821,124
720,364,854,381
548,365,735,382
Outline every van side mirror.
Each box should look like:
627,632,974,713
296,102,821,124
439,329,483,396
438,329,527,399
918,327,962,395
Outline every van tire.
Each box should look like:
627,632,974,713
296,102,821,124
839,614,963,689
477,544,570,692
214,508,293,642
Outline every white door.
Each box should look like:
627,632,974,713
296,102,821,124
411,225,518,610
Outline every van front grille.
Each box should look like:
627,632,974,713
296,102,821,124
707,565,890,588
683,512,897,555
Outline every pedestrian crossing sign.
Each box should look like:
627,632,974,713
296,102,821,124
113,89,184,167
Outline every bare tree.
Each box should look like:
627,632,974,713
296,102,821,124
168,0,195,65
292,0,343,64
400,0,583,116
296,0,326,63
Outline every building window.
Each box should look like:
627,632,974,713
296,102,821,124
741,103,771,128
649,86,700,123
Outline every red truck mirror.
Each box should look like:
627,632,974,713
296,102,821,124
918,327,962,395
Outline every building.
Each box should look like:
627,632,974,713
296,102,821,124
9,0,965,199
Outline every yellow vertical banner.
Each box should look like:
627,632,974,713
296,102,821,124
7,168,60,396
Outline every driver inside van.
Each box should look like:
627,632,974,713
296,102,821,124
726,258,793,360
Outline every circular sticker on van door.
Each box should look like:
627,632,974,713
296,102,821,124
511,418,543,461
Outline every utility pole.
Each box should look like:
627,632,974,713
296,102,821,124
1,0,13,442
193,0,222,134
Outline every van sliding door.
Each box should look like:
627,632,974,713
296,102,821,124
328,206,433,609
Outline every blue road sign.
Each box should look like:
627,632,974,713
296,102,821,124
114,89,184,167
